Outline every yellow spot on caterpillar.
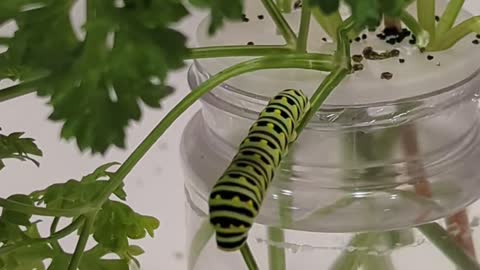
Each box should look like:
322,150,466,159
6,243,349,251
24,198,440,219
239,225,246,229
247,200,254,207
230,224,236,229
232,196,241,203
215,195,222,200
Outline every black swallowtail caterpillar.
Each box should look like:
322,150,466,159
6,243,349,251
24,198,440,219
208,89,310,251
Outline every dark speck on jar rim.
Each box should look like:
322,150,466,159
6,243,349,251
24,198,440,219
427,55,434,60
247,41,254,45
473,40,479,45
257,15,264,20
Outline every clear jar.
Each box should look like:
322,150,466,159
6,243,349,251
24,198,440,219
181,58,480,270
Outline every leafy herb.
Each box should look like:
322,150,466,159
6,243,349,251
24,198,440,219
0,129,42,171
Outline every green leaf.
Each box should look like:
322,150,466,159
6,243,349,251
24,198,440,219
93,201,159,253
1,0,190,154
345,0,382,29
189,0,244,34
309,0,340,15
0,241,53,270
0,128,42,171
1,194,34,226
127,245,145,256
32,163,125,209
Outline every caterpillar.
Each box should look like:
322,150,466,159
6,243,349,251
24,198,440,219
208,89,310,251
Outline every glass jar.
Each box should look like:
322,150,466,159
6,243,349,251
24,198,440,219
181,58,480,270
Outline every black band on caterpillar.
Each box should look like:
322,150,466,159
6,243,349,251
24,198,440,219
208,89,310,252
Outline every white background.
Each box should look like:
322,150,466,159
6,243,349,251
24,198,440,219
1,1,480,270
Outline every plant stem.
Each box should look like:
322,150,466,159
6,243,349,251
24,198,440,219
417,223,480,270
0,197,96,217
268,227,286,270
68,214,96,270
188,219,214,270
401,11,430,48
384,16,402,32
436,0,465,35
276,0,293,13
261,0,298,46
0,80,40,103
49,217,63,252
0,216,85,255
446,210,477,258
240,243,259,270
329,233,372,270
93,54,334,206
297,2,311,52
187,45,294,59
311,8,343,41
428,16,480,51
417,0,436,40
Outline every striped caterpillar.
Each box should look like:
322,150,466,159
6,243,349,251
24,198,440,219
208,89,310,251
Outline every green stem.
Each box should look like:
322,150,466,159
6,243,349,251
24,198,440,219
400,11,430,48
261,0,298,46
240,243,259,270
187,45,294,59
428,16,480,51
417,0,436,40
268,227,286,270
0,80,40,102
276,0,293,13
297,68,348,133
311,8,343,41
0,197,96,217
68,214,96,270
0,216,85,255
417,223,480,270
188,219,214,270
329,233,372,270
50,217,63,252
436,0,465,35
93,54,334,206
297,2,312,52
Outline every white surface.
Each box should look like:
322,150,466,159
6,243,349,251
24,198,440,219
0,2,479,270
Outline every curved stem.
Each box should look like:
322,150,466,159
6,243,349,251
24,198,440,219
187,45,294,59
0,198,97,217
276,0,293,13
417,0,436,41
297,2,312,52
92,53,334,206
428,16,480,51
268,227,286,270
240,243,259,270
49,217,63,252
436,0,465,36
68,214,96,270
417,223,480,270
401,11,430,48
0,216,85,255
311,8,343,41
261,0,298,46
0,80,39,103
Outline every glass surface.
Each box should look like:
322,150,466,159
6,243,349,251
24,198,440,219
182,58,480,269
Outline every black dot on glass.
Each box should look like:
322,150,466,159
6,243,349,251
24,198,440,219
427,55,434,60
435,15,440,22
477,34,480,39
473,40,479,45
242,17,250,22
362,34,367,40
355,37,361,42
399,58,405,63
322,37,328,42
247,41,254,45
258,15,264,20
409,39,416,45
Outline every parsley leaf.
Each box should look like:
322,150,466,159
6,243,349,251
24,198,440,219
0,128,42,171
93,200,160,253
310,0,409,29
31,162,125,209
189,0,244,34
1,0,190,154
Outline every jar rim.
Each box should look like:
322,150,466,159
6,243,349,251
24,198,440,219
188,60,480,130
